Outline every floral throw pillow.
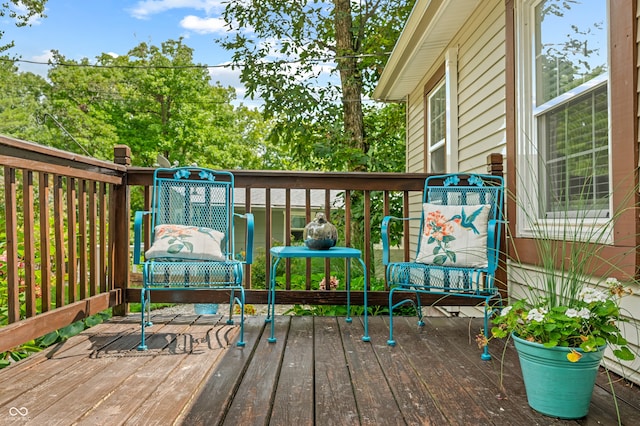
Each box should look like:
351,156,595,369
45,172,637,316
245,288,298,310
145,224,226,261
415,203,491,268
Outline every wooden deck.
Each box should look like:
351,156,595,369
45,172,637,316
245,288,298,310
1,312,639,425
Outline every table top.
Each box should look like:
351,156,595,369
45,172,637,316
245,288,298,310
270,246,362,259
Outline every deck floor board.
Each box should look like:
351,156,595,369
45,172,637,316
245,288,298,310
0,312,637,425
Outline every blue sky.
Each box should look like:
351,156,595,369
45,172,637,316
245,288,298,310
2,0,258,106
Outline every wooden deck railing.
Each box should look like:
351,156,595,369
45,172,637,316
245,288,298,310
0,135,505,352
0,135,126,352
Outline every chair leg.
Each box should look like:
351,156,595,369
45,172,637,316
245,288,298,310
415,290,425,326
145,292,152,326
236,288,246,347
387,288,396,346
138,288,149,351
227,290,235,325
481,302,492,361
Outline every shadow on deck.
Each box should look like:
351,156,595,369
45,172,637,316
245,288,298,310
1,312,639,425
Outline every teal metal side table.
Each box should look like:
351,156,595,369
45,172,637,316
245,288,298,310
267,246,370,343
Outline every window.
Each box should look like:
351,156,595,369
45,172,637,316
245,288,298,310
424,48,458,173
291,215,306,241
428,81,447,173
517,0,609,224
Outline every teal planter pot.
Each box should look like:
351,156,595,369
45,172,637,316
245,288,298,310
512,334,605,419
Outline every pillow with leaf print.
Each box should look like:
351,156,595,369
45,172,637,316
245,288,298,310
415,203,491,268
145,224,226,261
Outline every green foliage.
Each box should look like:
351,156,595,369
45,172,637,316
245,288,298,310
220,0,414,110
0,59,49,139
39,40,271,167
285,304,351,317
363,103,406,172
248,248,272,289
491,284,634,361
1,38,273,169
128,303,174,314
220,0,413,172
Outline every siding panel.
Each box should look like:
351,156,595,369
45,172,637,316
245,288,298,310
456,0,506,172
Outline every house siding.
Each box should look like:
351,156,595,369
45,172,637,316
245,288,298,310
403,0,506,247
405,92,427,246
404,0,505,176
406,93,425,173
389,0,639,383
457,0,507,172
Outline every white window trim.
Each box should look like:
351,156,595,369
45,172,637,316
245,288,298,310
514,0,613,243
445,47,459,172
427,80,446,172
426,47,459,173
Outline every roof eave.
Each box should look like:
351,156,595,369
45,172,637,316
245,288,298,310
373,0,481,102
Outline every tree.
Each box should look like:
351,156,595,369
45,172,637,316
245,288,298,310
0,59,49,142
36,39,270,168
0,2,49,140
42,51,120,159
0,1,47,53
104,39,271,168
221,0,414,172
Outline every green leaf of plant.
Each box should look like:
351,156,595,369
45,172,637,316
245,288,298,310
58,321,86,340
39,331,60,347
491,327,507,338
613,347,635,361
84,315,103,328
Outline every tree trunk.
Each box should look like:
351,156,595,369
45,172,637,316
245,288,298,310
334,0,366,172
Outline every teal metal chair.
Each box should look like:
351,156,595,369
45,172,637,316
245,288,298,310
382,173,504,360
133,167,254,350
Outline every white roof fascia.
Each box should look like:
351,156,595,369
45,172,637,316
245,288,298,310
373,0,481,102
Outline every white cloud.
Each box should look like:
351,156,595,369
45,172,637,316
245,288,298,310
32,49,54,63
129,0,224,20
180,15,227,34
206,63,263,109
207,62,241,88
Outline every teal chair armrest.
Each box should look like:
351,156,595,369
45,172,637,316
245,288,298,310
381,215,419,266
133,211,151,265
235,212,255,264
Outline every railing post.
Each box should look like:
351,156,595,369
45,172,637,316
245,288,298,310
486,153,507,301
486,153,504,176
112,145,131,316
